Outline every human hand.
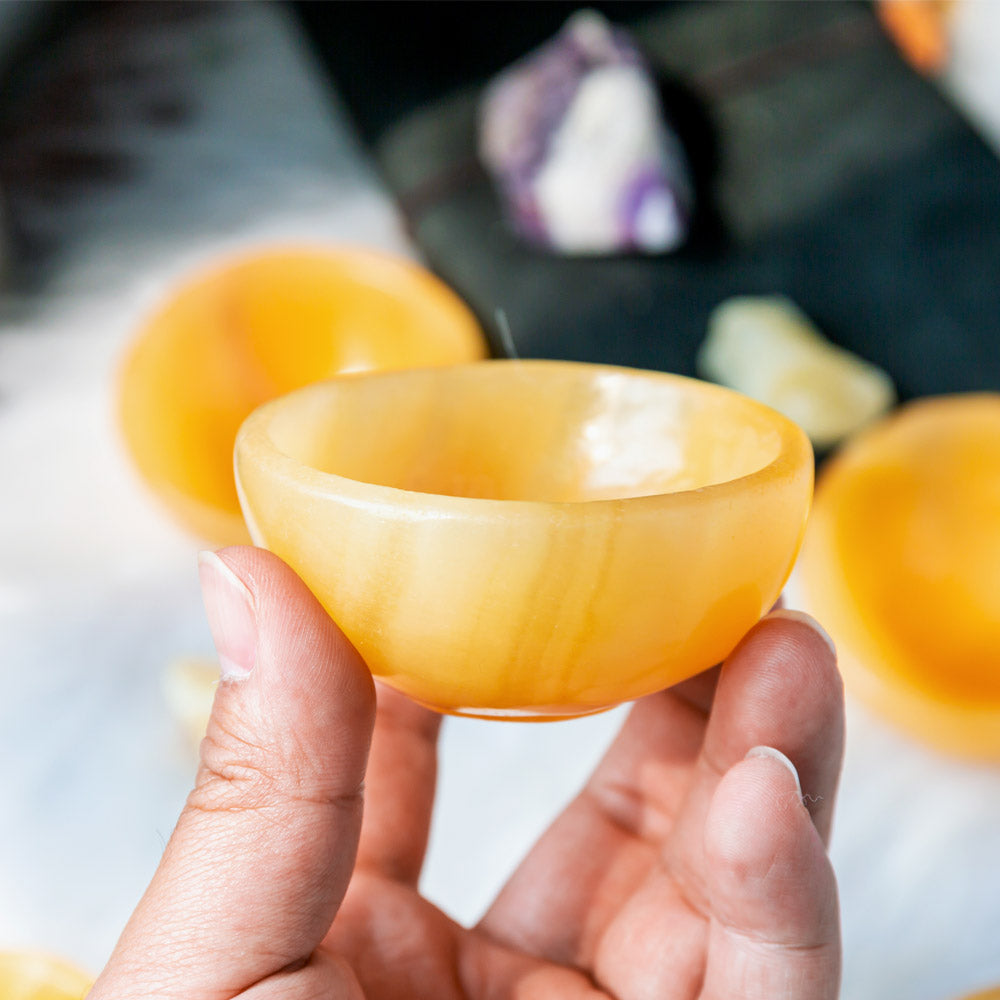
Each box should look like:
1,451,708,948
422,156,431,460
90,546,843,1000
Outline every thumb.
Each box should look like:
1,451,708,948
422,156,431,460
91,547,376,1000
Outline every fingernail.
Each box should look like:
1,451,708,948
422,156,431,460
198,551,257,680
746,745,803,797
765,608,837,659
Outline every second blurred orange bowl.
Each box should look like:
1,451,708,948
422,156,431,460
800,393,1000,759
118,246,487,544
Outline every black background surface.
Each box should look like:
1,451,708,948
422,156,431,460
296,1,1000,408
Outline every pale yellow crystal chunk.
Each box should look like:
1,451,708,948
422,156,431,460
697,295,896,450
235,361,812,720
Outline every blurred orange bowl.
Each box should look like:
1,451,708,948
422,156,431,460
118,246,487,544
0,950,92,1000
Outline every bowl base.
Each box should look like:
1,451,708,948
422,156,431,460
421,701,621,723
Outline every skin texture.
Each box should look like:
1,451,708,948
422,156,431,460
89,547,844,1000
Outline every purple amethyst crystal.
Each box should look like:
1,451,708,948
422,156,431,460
478,10,693,255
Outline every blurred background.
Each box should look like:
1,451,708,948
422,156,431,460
1,2,999,998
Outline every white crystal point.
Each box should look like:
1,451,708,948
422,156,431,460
565,9,616,56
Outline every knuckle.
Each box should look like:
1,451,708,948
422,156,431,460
192,718,284,814
187,714,364,818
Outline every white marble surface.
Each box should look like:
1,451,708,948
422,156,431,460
0,5,999,999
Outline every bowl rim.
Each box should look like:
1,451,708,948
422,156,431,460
235,359,813,519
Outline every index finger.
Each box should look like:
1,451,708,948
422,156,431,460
704,610,844,840
666,611,845,911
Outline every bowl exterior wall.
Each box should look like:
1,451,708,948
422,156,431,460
236,439,811,716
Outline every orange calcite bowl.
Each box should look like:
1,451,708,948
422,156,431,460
118,246,487,544
235,360,813,719
800,394,1000,759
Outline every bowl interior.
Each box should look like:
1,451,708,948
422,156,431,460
265,363,786,503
